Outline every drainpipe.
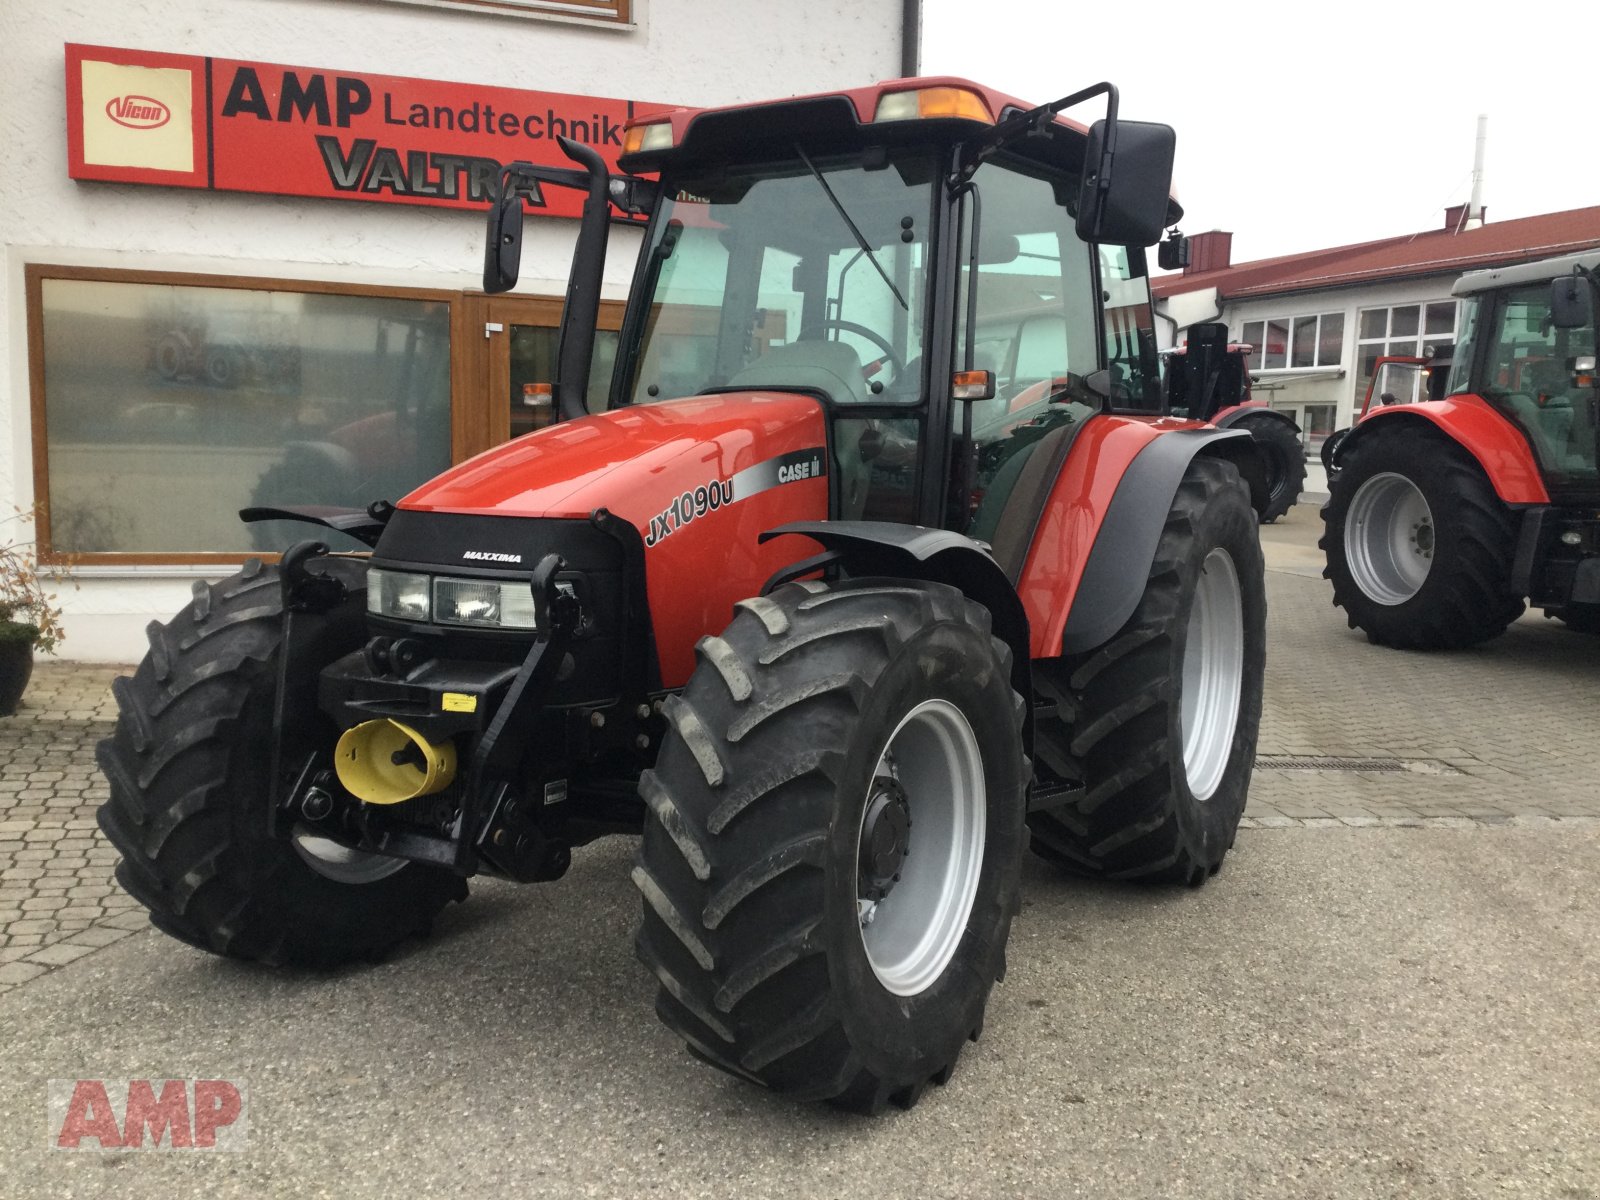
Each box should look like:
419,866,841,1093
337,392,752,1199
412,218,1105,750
901,0,920,76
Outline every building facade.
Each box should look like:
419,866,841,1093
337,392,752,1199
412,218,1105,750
1153,207,1600,488
3,0,914,659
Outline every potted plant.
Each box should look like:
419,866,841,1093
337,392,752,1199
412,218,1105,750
0,507,66,716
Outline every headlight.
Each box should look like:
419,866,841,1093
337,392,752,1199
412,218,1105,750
367,568,431,622
433,577,538,630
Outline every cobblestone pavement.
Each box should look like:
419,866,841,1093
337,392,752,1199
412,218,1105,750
0,665,144,994
0,504,1596,994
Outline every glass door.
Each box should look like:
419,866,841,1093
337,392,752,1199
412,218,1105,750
475,295,624,448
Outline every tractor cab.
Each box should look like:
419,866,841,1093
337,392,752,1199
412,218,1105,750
484,78,1176,545
1449,261,1599,499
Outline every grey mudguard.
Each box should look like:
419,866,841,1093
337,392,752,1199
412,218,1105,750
1059,427,1258,656
759,520,1030,696
1213,405,1298,433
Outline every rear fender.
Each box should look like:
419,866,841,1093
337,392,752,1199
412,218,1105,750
759,520,1031,703
1336,399,1550,504
1019,424,1259,657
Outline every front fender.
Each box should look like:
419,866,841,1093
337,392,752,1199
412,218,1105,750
760,520,1030,701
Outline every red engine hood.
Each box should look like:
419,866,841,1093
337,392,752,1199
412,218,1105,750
401,392,827,519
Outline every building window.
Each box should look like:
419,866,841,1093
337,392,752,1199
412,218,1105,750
1355,300,1457,403
1239,312,1343,370
27,267,455,563
371,0,632,25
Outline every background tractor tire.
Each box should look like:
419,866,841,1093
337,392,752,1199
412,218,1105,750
96,560,466,967
1321,424,1523,649
1028,456,1265,884
634,579,1026,1113
1236,413,1307,523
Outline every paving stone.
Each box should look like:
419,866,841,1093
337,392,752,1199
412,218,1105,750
0,960,48,984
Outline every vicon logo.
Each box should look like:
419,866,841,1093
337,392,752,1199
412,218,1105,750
106,94,172,129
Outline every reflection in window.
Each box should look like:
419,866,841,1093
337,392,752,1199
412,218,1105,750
38,277,452,556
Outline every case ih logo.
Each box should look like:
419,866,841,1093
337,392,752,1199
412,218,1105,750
106,94,172,129
49,1079,247,1151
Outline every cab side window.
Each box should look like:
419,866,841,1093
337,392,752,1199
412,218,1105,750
1099,245,1162,411
952,159,1098,564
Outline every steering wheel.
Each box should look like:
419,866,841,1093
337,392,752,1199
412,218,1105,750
813,318,905,385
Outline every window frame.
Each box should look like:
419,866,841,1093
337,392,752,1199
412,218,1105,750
368,0,632,27
1238,310,1345,372
1353,299,1458,404
24,263,470,568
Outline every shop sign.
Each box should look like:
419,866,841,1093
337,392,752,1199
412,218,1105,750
65,43,663,218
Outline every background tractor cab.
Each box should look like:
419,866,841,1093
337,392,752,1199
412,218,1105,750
1318,343,1454,480
1322,249,1600,646
102,76,1270,1115
1160,320,1306,522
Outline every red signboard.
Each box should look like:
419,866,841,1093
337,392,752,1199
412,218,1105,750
65,43,665,219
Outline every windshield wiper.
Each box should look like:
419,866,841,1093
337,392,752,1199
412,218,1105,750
794,144,907,312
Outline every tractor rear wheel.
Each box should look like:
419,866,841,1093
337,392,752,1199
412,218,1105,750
634,579,1026,1112
96,560,466,966
1321,424,1523,648
1236,413,1306,523
1028,456,1265,884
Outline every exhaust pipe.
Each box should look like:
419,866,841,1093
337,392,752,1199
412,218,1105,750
334,720,457,806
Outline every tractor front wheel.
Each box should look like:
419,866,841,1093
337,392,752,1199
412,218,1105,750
96,560,466,966
1029,456,1265,883
634,579,1026,1112
1321,425,1523,648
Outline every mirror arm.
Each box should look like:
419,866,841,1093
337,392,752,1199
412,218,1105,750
951,80,1119,186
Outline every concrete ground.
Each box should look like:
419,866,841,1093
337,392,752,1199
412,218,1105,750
2,501,1598,1197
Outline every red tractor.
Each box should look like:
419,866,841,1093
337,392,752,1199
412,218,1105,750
97,78,1268,1112
1322,251,1600,645
1161,321,1306,522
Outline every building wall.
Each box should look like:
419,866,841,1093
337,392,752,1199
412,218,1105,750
1222,275,1460,428
1,0,905,659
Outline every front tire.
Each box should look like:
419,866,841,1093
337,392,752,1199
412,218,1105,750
1029,456,1266,884
1321,425,1523,648
1236,413,1306,523
96,560,467,966
634,579,1026,1112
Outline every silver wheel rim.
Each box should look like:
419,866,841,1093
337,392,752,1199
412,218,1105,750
1345,472,1434,604
291,825,407,885
856,699,986,997
1180,548,1244,802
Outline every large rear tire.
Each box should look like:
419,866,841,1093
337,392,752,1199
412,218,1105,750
1028,456,1265,884
1236,413,1306,523
634,579,1026,1112
96,560,467,966
1321,424,1523,649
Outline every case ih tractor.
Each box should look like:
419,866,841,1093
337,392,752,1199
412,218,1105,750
1162,321,1306,522
1323,250,1600,646
98,78,1268,1112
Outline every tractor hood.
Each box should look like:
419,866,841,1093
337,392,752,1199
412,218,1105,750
400,391,829,530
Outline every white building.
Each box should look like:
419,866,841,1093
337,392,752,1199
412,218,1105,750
1153,206,1600,491
3,0,916,660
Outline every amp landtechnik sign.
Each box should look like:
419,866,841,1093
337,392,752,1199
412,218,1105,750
65,43,664,217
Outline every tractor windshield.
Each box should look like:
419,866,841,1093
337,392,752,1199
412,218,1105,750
617,148,937,407
1467,282,1599,495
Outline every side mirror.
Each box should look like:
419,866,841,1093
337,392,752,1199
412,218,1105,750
1076,119,1176,248
483,190,524,294
1550,274,1593,329
1157,233,1190,271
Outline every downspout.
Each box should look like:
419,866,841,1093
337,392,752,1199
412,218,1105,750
901,0,920,76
